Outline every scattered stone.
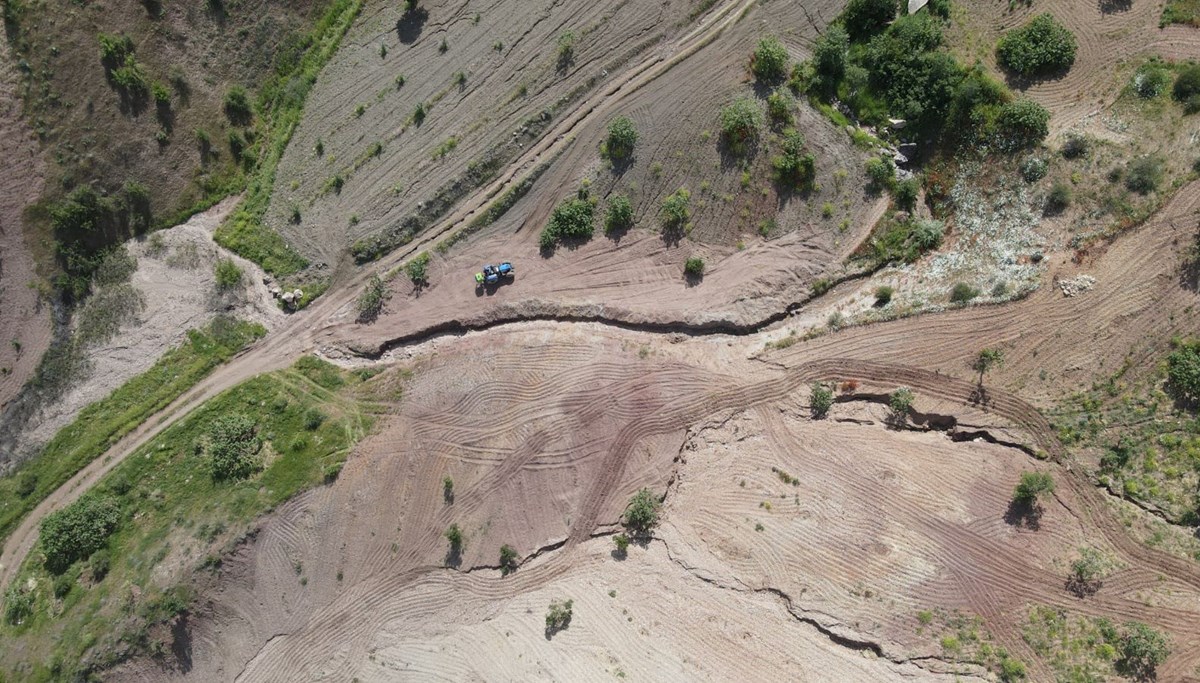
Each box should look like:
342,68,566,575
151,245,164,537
282,291,295,303
1058,275,1096,297
888,118,907,130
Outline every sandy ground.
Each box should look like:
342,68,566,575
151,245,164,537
7,198,286,460
0,31,51,413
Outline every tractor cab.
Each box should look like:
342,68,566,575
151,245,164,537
475,261,515,288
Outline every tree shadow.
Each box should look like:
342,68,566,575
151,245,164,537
717,138,758,172
1003,66,1072,91
660,225,685,248
969,384,991,408
1066,576,1102,599
544,615,572,640
205,0,227,26
156,100,174,134
141,0,164,18
556,49,574,75
1004,499,1043,531
396,8,428,44
169,613,193,673
445,546,462,568
684,271,703,288
1098,0,1132,13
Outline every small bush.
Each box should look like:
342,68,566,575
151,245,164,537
751,36,789,83
40,494,122,573
443,476,454,502
766,90,794,125
1132,62,1172,99
303,407,326,431
873,285,894,306
843,0,896,40
1046,182,1071,213
605,195,633,234
445,523,464,551
540,197,595,250
719,97,763,151
1173,64,1200,102
812,24,849,86
405,251,431,285
613,533,630,553
357,274,387,321
660,188,691,233
204,414,262,481
894,177,920,210
622,488,661,535
866,156,895,188
1013,471,1054,505
1117,622,1170,678
810,382,834,417
556,30,575,69
773,130,816,190
1019,157,1048,182
223,86,253,125
545,598,573,632
1167,339,1200,403
950,282,980,303
604,115,638,159
996,14,1077,77
499,544,518,575
4,586,34,625
1125,155,1164,194
214,258,242,291
996,98,1050,149
1060,134,1089,159
684,256,705,278
888,387,914,423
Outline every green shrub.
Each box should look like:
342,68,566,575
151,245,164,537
545,598,573,632
998,656,1027,682
622,488,661,535
996,14,1077,77
810,382,834,417
557,31,575,69
204,414,261,481
98,33,135,68
613,533,630,553
539,197,595,250
1061,134,1089,159
214,258,242,291
684,256,705,278
1117,622,1170,678
1132,62,1172,99
719,96,763,150
357,274,387,320
1046,182,1071,213
1019,157,1048,182
996,98,1050,149
303,407,326,431
445,523,464,550
1167,339,1200,403
1125,155,1164,194
874,285,894,306
950,282,980,303
224,85,253,125
660,188,691,234
604,115,638,160
894,177,920,210
605,195,633,234
1173,64,1200,102
89,548,111,580
767,90,795,124
773,130,816,190
152,81,171,105
751,36,790,83
842,0,896,40
812,24,849,86
4,586,34,625
1013,471,1054,505
499,544,518,575
888,387,914,422
865,156,895,188
16,471,37,498
39,494,122,573
405,251,431,285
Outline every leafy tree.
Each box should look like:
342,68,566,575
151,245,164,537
605,195,633,234
660,188,691,234
842,0,896,40
1068,547,1105,596
540,197,595,250
684,256,705,278
405,251,431,285
205,414,262,481
39,494,122,573
810,382,834,417
773,130,816,190
812,24,849,85
1012,471,1054,506
995,98,1050,149
1167,339,1200,403
866,156,895,188
861,14,961,130
972,348,1005,384
214,258,242,291
996,14,1077,76
894,177,920,211
1125,155,1164,194
499,544,518,575
719,97,763,151
604,115,638,160
357,274,387,321
622,488,661,535
545,598,574,633
751,36,790,83
1117,622,1170,678
888,387,914,424
766,90,795,125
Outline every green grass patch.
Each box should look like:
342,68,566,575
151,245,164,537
214,0,364,278
0,357,383,679
0,318,265,546
1162,0,1200,27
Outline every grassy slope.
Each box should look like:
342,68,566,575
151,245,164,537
0,318,266,546
0,357,382,680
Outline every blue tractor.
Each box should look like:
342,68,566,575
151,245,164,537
474,262,515,287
